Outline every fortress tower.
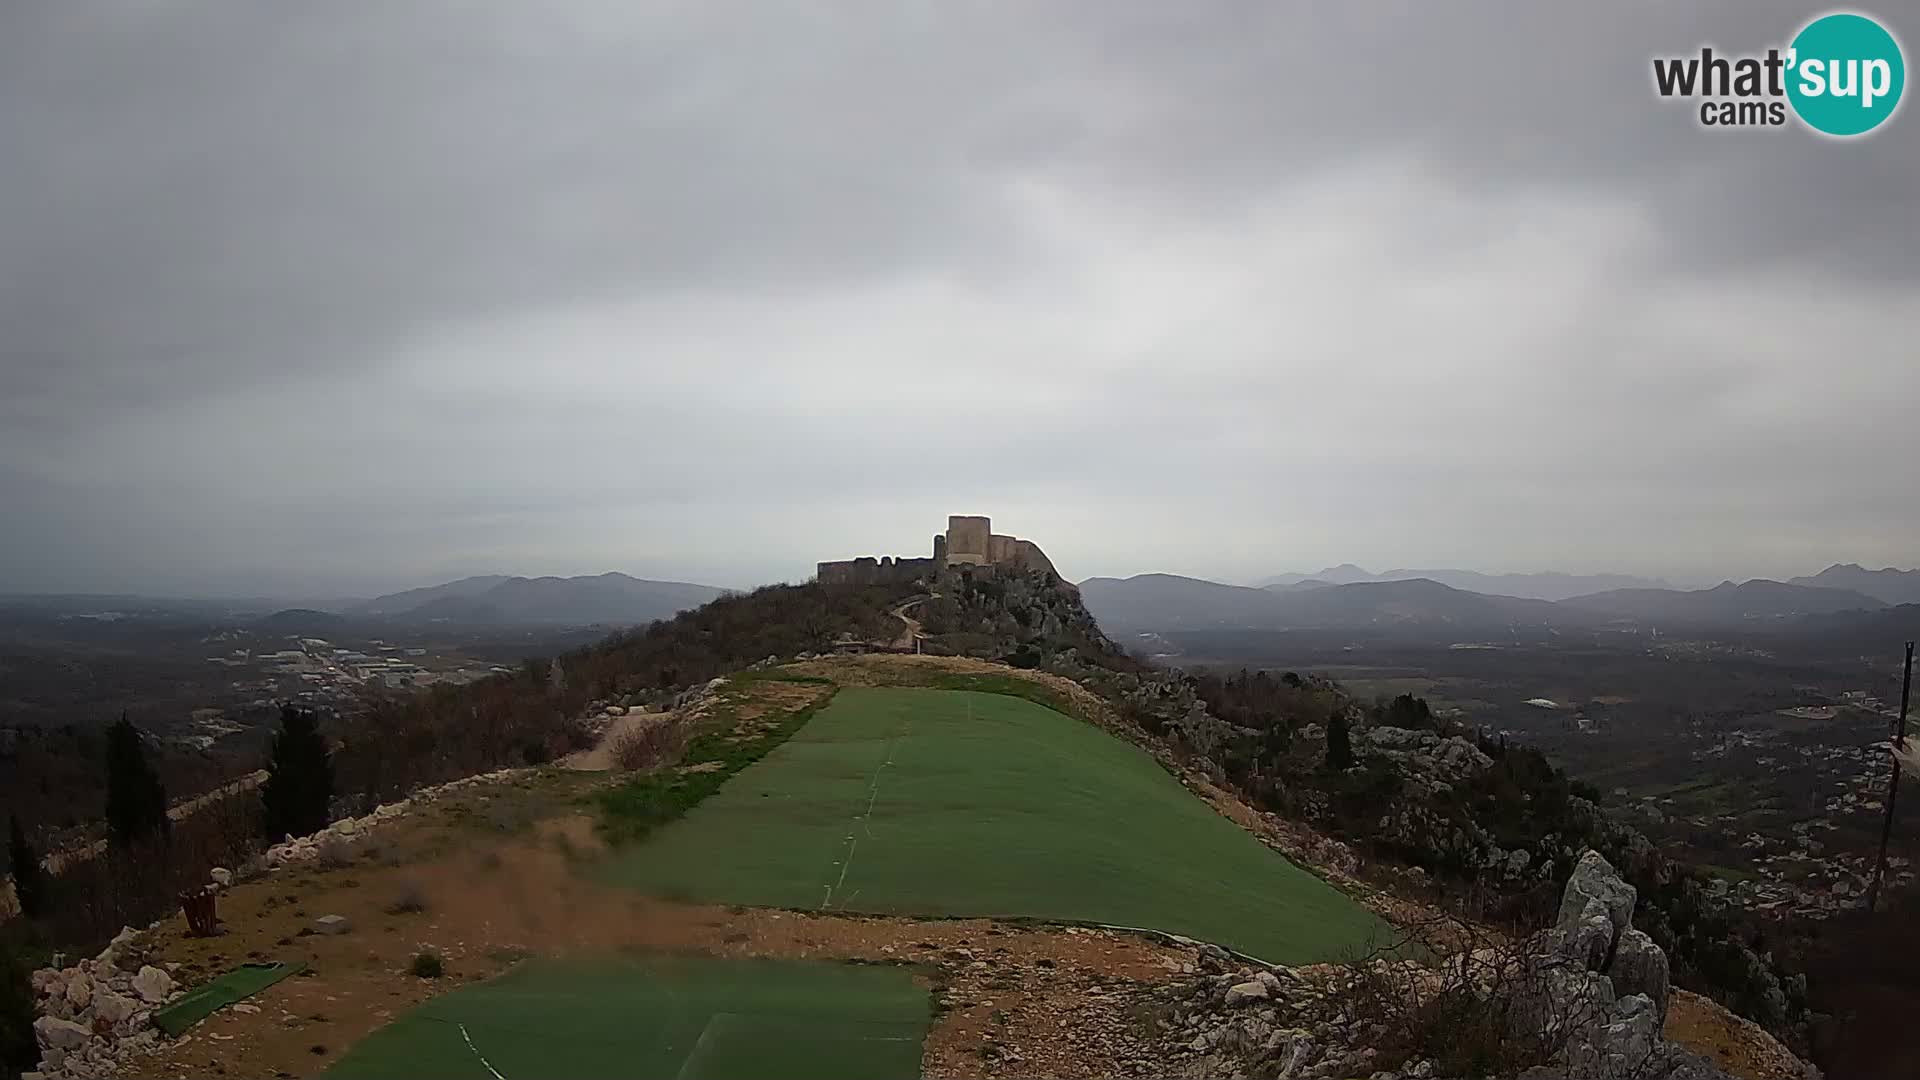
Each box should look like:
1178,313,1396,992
944,515,992,566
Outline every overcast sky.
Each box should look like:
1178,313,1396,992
3,3,1916,597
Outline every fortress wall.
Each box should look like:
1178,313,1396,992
987,534,1017,564
817,556,936,586
1011,539,1059,577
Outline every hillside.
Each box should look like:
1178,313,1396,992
1560,579,1885,622
350,572,726,626
1079,573,1557,633
1789,563,1920,606
7,557,1826,1080
1257,565,1668,600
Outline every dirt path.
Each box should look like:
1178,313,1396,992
559,708,666,771
888,596,927,651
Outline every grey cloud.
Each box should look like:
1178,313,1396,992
1,2,1916,594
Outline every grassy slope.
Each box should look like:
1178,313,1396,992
599,687,1389,963
325,955,929,1080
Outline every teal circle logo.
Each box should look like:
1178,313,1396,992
1787,12,1905,136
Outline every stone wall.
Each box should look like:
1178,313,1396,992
816,556,937,586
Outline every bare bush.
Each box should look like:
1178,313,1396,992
610,719,686,773
1332,913,1630,1078
385,881,428,915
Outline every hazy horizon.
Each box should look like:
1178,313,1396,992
5,4,1915,598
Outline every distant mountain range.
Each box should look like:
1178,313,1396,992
1788,563,1920,606
1079,572,1887,634
1556,580,1884,622
1254,565,1669,601
346,573,726,626
1078,574,1556,633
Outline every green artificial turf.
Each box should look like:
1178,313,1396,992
325,955,928,1080
598,687,1390,963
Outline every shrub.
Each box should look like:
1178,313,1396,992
1332,914,1612,1077
610,720,687,773
385,883,428,915
409,950,444,979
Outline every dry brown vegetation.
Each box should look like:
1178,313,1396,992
608,718,687,772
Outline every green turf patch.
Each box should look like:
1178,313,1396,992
596,681,838,845
324,954,928,1080
597,687,1390,964
152,961,306,1037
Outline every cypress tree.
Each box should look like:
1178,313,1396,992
1326,709,1355,772
5,817,44,920
261,705,335,842
104,715,168,847
0,937,37,1080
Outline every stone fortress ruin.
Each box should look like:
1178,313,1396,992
816,515,1059,586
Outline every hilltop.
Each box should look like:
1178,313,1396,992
3,523,1831,1079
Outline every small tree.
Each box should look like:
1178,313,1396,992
1326,709,1355,771
4,818,44,920
104,715,168,847
0,937,38,1080
262,705,335,842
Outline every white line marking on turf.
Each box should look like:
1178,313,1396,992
820,710,910,910
459,1023,506,1080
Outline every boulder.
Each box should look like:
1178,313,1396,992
1609,929,1670,1021
313,913,352,935
34,1016,91,1051
1365,726,1425,750
1560,897,1617,971
132,965,174,1004
31,967,66,998
92,989,138,1027
1567,994,1662,1079
1556,850,1636,941
64,971,93,1011
1223,980,1268,1006
210,867,233,887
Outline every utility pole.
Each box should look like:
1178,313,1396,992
1866,640,1914,914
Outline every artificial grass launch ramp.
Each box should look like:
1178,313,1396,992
325,955,928,1079
601,686,1388,963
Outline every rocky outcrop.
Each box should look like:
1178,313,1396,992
1556,850,1637,944
1511,849,1737,1079
1154,851,1786,1080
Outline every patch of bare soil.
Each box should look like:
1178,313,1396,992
1664,989,1809,1080
728,679,829,723
123,774,1194,1080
